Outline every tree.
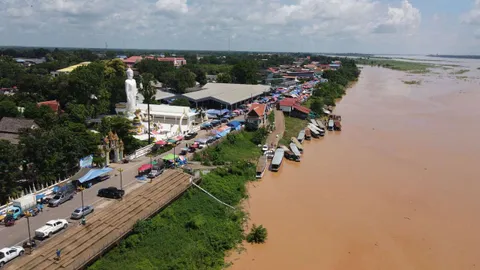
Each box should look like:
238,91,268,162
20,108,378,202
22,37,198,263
188,66,207,85
135,59,175,82
66,103,90,123
216,73,232,83
0,99,19,118
231,60,258,84
170,98,190,107
0,140,22,204
139,73,157,103
309,97,325,116
162,68,196,94
246,224,268,244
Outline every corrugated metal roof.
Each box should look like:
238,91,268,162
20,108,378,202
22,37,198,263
182,83,270,105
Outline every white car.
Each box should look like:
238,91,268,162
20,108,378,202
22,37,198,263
35,219,68,239
261,145,269,152
0,246,24,267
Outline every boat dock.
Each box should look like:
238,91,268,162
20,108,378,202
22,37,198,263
6,170,192,270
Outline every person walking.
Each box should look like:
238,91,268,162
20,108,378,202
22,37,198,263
56,248,61,260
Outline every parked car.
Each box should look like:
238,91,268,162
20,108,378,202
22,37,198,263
35,219,68,239
147,169,162,179
184,132,197,140
71,206,94,219
48,192,74,207
264,150,275,159
0,246,24,267
261,144,269,152
97,187,125,199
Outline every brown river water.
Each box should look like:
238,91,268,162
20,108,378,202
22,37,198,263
227,65,480,270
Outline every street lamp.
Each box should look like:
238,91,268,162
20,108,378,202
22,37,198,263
79,186,86,225
118,168,124,191
25,212,32,254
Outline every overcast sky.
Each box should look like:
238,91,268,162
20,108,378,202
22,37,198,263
1,0,480,55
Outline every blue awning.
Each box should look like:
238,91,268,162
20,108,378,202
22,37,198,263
78,168,113,184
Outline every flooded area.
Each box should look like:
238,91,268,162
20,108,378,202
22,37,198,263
228,65,480,270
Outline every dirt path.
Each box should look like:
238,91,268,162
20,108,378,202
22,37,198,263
266,109,285,147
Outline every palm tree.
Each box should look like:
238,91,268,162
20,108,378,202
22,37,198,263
139,73,157,144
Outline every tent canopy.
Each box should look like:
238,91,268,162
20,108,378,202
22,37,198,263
156,140,167,145
138,164,152,172
78,168,113,184
162,154,179,161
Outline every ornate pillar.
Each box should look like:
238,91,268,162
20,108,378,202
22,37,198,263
105,148,110,166
114,148,119,163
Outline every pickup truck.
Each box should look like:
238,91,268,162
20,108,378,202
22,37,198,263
0,246,24,267
35,219,68,239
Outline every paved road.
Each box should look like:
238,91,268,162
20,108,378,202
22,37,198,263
0,120,232,248
266,109,285,146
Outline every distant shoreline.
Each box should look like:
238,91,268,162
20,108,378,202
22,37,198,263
427,55,480,60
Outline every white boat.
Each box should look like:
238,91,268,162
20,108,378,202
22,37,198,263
315,119,325,129
271,148,285,172
289,143,302,159
328,119,334,131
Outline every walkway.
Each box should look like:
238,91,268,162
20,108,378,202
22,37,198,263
266,109,285,146
6,170,192,270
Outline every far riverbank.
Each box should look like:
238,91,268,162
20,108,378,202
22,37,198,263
227,66,480,270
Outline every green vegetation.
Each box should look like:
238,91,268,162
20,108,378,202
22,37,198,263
170,98,191,107
280,116,307,145
306,58,360,116
246,224,268,244
89,161,254,270
451,69,469,75
456,76,468,80
403,80,421,85
90,130,266,270
356,58,433,73
193,131,264,165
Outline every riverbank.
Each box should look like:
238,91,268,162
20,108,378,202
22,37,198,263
89,131,263,270
226,65,480,270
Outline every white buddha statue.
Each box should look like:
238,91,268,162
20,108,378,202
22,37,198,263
125,67,138,116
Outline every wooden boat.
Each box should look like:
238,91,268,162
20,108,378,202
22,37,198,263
328,119,334,131
271,148,285,172
334,120,342,131
315,119,325,129
297,130,305,143
310,119,318,127
256,155,268,179
304,128,311,140
308,123,324,136
289,143,301,162
308,128,320,138
290,137,304,153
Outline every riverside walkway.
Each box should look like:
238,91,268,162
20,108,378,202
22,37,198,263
6,170,192,270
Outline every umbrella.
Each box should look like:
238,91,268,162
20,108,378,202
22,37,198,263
156,140,167,145
167,139,177,144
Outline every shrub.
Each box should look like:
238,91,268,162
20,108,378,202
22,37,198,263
246,224,268,244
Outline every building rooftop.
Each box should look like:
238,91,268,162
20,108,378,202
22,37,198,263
182,83,270,105
56,62,91,73
0,117,38,144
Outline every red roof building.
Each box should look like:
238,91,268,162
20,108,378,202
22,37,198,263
37,100,61,113
292,104,310,115
246,103,267,129
123,56,187,67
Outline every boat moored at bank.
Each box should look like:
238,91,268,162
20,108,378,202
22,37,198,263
290,137,304,153
271,148,285,172
256,155,268,179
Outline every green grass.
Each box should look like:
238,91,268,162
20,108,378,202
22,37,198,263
194,132,262,165
356,58,434,73
89,132,262,270
402,80,421,85
279,116,307,145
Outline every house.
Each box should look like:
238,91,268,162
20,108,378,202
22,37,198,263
123,56,187,67
0,117,38,144
50,62,91,77
37,100,61,114
278,98,298,113
245,103,267,130
291,104,311,119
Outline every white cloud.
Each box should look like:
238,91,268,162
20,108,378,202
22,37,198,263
0,0,443,53
374,0,421,34
462,0,480,25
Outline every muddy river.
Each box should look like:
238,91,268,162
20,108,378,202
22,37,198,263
228,65,480,270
